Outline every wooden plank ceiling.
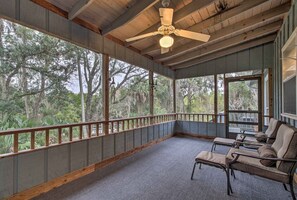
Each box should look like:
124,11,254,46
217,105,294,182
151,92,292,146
33,0,291,70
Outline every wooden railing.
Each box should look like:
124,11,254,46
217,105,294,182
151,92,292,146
176,113,225,123
0,113,272,156
0,114,176,156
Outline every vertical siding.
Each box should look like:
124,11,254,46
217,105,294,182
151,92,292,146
0,121,174,199
175,43,274,79
274,0,297,127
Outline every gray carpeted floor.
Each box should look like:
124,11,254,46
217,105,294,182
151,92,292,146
34,136,294,200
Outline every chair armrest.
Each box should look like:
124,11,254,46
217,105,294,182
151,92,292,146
233,141,264,148
230,151,297,163
240,129,257,135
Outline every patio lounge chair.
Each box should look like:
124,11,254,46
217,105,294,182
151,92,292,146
211,118,282,151
227,124,297,199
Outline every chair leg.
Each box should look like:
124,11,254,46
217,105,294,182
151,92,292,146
191,162,197,180
211,143,215,152
283,183,288,191
225,169,233,194
231,168,236,179
199,163,202,169
227,167,231,195
289,179,296,200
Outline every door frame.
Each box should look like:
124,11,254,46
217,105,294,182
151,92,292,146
224,74,263,138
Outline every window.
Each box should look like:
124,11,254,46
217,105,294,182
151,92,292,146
176,76,215,113
0,19,104,131
282,28,297,117
109,58,149,119
154,74,173,114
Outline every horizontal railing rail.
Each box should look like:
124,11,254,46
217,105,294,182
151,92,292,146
0,113,236,156
0,114,176,156
176,113,225,123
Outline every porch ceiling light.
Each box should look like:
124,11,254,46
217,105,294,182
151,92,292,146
159,35,174,48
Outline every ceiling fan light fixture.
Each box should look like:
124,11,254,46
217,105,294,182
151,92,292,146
159,35,174,48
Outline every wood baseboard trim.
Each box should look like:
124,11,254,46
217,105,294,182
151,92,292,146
8,135,173,200
175,132,215,140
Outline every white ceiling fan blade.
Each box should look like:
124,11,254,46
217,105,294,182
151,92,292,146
126,31,160,42
174,29,210,42
161,47,170,54
159,8,174,26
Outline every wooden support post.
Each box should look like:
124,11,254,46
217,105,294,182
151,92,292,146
268,68,273,118
214,74,218,123
102,54,110,135
173,79,176,118
149,70,154,124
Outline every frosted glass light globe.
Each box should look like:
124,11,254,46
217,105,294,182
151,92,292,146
159,35,174,48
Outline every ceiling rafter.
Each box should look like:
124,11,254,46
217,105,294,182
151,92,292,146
101,0,160,36
153,2,290,61
141,0,270,55
172,34,277,70
165,20,282,67
68,0,95,20
125,0,216,46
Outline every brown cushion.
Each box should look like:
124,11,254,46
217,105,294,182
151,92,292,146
257,145,277,167
255,132,267,142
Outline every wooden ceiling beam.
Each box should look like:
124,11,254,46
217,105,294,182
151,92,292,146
172,33,277,70
30,0,158,62
165,20,282,67
126,0,216,46
101,0,159,36
68,0,95,20
173,0,216,24
141,0,270,54
153,2,290,61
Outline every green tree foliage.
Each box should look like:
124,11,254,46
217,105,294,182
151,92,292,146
177,76,215,113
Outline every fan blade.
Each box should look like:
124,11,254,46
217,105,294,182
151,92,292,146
161,47,170,54
126,31,160,42
159,8,174,26
174,29,210,42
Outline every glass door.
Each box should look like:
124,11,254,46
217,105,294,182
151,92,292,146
225,76,262,137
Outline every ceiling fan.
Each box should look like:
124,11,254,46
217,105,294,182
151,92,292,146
125,0,211,54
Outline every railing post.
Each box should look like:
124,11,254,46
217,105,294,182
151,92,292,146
45,129,49,146
31,131,35,150
13,133,18,153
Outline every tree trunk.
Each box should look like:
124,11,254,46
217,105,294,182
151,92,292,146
21,66,30,119
77,55,86,123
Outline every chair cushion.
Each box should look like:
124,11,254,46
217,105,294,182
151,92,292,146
226,148,289,183
195,151,226,166
257,145,277,167
255,132,267,142
265,118,282,141
213,137,235,146
272,124,297,173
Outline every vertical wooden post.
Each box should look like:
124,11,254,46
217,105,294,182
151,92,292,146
173,79,176,114
214,74,218,123
102,54,110,135
268,68,273,118
149,70,154,124
13,134,18,153
31,131,35,150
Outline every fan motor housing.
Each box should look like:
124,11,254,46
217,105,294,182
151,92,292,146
162,0,170,8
